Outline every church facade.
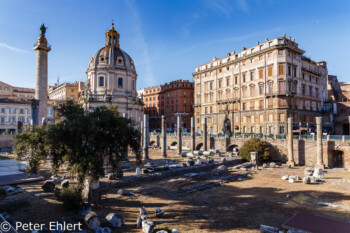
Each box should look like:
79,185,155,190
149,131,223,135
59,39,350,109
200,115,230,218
80,24,143,129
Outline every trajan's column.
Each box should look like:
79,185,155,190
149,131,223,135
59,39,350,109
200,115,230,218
33,24,51,125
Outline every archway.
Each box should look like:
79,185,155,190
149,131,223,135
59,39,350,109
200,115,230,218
195,143,203,150
149,141,156,146
227,144,239,152
223,118,231,134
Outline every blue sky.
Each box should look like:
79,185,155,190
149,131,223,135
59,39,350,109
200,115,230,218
0,0,349,89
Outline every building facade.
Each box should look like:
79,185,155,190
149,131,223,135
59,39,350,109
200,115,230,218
48,81,84,105
193,34,328,135
0,81,35,101
143,80,194,131
80,23,143,129
327,75,350,134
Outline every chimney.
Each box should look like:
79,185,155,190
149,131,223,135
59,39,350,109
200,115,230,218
283,33,286,37
227,52,231,56
257,41,260,45
265,38,269,42
232,51,235,54
242,47,246,50
288,36,291,40
292,38,295,42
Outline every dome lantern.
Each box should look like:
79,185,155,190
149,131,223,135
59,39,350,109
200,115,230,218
105,22,120,48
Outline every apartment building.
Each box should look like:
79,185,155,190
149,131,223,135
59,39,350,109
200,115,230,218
0,81,35,101
48,82,84,104
143,80,194,131
192,34,328,135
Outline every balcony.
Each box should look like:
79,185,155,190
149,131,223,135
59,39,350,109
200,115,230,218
266,90,293,98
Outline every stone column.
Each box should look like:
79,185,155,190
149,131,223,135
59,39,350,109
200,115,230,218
143,114,149,160
316,117,324,168
177,115,182,155
140,121,144,148
348,116,350,135
287,117,295,166
33,27,51,126
161,115,167,158
123,113,129,161
203,118,207,151
191,117,195,152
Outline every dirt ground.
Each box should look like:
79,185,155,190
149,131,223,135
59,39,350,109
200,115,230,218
2,150,350,233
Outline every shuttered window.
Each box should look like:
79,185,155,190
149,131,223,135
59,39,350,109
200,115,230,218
268,66,273,77
279,64,284,75
259,69,263,79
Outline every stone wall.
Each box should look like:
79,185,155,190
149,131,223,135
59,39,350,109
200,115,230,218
149,135,350,169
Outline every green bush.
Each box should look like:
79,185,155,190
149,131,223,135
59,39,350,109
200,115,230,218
60,186,82,210
239,137,270,162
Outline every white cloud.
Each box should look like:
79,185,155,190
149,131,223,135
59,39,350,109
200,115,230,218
0,42,32,54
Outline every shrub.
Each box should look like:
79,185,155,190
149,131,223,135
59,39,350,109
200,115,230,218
239,137,270,162
60,186,82,210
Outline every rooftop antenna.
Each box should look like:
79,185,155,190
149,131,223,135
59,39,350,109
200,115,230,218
57,76,60,86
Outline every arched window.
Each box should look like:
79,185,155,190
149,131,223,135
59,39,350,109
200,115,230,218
118,78,123,88
99,77,104,87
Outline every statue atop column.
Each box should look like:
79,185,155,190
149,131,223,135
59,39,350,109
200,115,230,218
40,24,47,35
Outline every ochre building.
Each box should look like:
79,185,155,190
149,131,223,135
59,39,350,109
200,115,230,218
192,34,328,135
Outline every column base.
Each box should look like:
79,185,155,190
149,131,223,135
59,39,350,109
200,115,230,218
287,161,295,167
315,163,325,169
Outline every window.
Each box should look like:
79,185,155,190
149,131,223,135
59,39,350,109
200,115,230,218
288,65,291,76
278,49,283,55
243,103,246,110
226,66,230,71
184,92,187,97
99,77,104,87
278,39,283,45
293,66,297,77
1,108,5,113
235,76,238,84
259,85,263,95
251,71,254,81
219,80,222,88
268,52,272,58
250,59,253,64
279,64,284,75
243,74,246,82
259,68,263,79
280,126,285,134
118,78,123,88
219,69,222,73
19,109,24,114
9,108,16,114
268,66,272,77
268,83,273,93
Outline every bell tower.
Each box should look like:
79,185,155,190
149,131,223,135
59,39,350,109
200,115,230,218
105,22,120,48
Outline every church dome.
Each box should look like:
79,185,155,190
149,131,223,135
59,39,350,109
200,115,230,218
87,23,136,72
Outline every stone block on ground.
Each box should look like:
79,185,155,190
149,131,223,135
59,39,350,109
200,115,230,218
282,175,289,180
172,229,180,233
269,162,276,168
42,180,55,192
260,224,279,233
212,165,228,176
84,211,101,230
105,213,124,228
155,208,164,218
142,220,154,233
313,168,324,178
303,176,311,184
136,167,142,176
262,163,267,168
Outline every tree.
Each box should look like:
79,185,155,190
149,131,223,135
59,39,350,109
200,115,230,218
47,100,141,184
14,100,141,185
239,137,270,162
13,126,49,174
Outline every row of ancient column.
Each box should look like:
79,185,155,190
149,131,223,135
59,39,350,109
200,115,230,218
141,114,209,159
142,115,325,168
287,117,324,168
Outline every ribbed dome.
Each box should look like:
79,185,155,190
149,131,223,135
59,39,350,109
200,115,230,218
89,46,135,72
